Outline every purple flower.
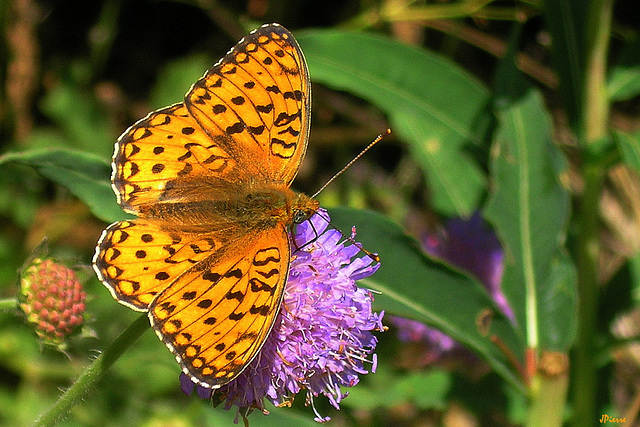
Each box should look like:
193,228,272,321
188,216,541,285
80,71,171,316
181,209,384,422
390,212,511,362
423,213,511,318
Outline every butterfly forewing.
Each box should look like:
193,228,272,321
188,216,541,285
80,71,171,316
112,104,241,212
185,24,310,186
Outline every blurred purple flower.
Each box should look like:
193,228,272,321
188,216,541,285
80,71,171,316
181,209,384,423
390,212,512,363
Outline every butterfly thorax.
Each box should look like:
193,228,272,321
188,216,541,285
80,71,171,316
222,183,319,229
137,182,318,233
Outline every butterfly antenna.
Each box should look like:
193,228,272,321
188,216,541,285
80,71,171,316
341,223,379,262
311,129,391,199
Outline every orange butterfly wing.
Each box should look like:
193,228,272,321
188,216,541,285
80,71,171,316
94,219,230,311
93,24,313,388
185,24,310,186
111,104,241,211
110,23,309,214
149,226,289,386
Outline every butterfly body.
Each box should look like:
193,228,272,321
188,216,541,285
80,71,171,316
136,182,317,231
93,24,318,388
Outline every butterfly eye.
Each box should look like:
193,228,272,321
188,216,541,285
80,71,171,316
293,209,308,224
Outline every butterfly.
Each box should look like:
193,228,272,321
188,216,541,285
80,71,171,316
93,23,319,389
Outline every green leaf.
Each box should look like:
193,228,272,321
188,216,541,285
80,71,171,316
344,366,451,410
298,30,491,216
614,129,640,172
39,73,114,159
393,114,487,217
539,252,578,348
485,88,576,351
251,403,321,427
327,207,525,392
608,33,640,102
0,149,127,223
609,67,640,102
629,251,640,305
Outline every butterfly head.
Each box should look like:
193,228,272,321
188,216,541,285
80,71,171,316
291,193,320,224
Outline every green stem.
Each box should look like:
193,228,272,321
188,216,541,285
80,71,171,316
572,164,606,427
582,0,613,143
528,362,570,427
33,313,149,427
571,0,613,426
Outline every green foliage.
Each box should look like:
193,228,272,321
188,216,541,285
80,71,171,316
344,366,452,410
329,207,524,391
607,29,640,102
0,150,123,223
149,55,214,110
1,0,639,426
615,129,640,172
485,87,575,351
299,30,490,216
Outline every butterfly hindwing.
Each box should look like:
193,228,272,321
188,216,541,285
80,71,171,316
149,226,290,388
94,219,228,311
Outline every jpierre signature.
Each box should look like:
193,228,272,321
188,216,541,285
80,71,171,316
599,414,626,424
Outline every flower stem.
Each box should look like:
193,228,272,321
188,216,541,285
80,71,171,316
572,164,605,427
528,362,569,427
33,313,149,426
571,0,613,426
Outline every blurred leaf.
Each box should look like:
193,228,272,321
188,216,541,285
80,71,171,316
249,403,320,427
117,330,178,397
0,232,24,288
629,251,640,305
0,165,42,230
393,114,486,217
22,128,74,151
539,252,578,347
505,379,529,424
614,129,640,172
0,149,127,224
298,30,490,217
543,0,587,131
344,365,451,410
485,88,576,351
608,67,640,102
328,207,524,392
150,54,213,109
40,71,114,159
608,33,640,102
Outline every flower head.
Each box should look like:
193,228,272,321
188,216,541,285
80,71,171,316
19,258,86,351
423,212,510,318
390,212,511,363
181,209,384,422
